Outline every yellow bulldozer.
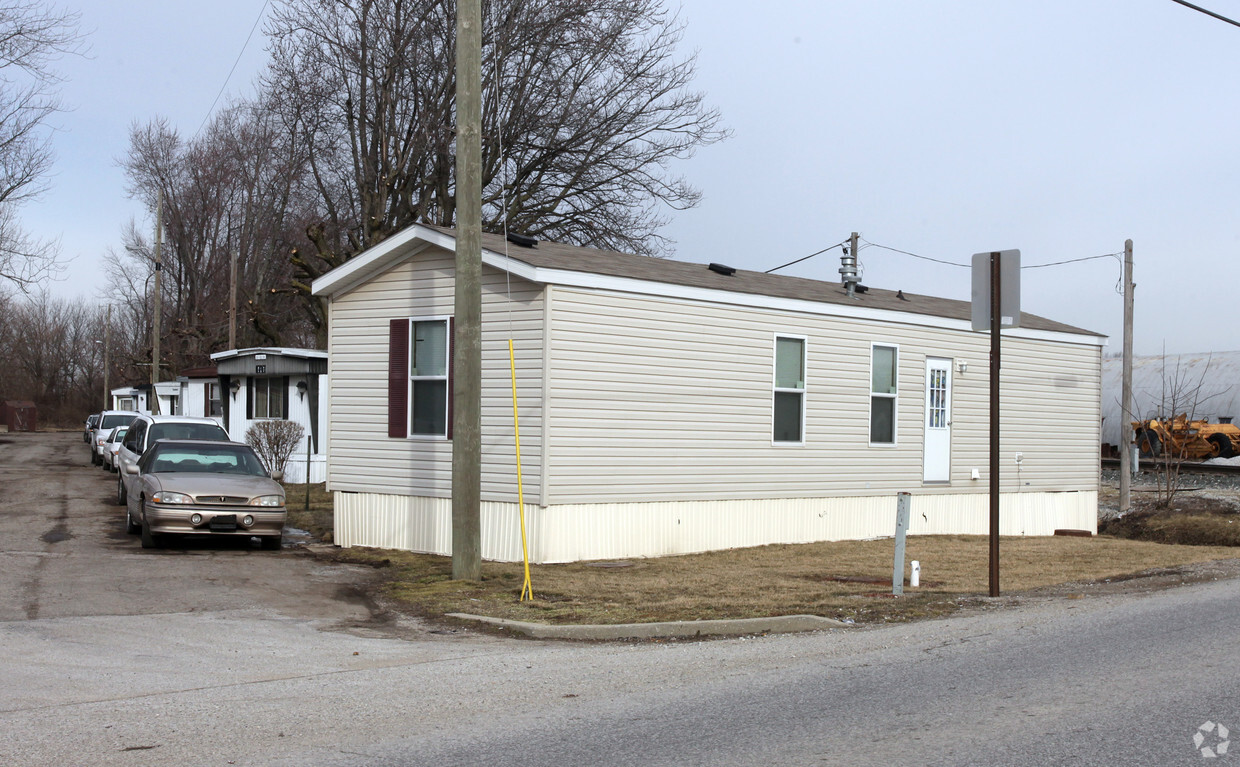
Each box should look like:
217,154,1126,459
1132,414,1240,461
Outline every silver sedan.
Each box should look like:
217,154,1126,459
124,439,286,550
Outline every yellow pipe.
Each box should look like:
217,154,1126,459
510,339,534,600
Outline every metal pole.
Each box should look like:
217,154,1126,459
451,0,483,581
1120,240,1135,507
989,251,1001,597
150,190,162,415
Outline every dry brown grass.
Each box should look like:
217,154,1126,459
282,483,334,543
328,535,1240,626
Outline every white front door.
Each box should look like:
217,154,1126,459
923,357,952,483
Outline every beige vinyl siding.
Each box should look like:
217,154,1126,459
326,248,545,503
545,286,1100,505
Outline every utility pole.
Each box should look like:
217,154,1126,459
150,189,163,415
1120,239,1135,511
103,305,111,410
451,0,483,580
229,247,238,350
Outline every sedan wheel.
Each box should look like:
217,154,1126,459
139,509,161,549
125,505,139,535
116,476,126,507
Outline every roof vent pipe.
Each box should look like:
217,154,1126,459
840,231,860,297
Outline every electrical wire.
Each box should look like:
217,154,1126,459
764,240,848,273
860,240,970,268
1168,0,1240,29
193,0,271,139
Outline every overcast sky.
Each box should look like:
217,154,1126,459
28,0,1240,355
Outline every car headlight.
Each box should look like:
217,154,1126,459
248,495,284,507
152,491,194,504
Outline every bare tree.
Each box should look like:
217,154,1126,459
1130,353,1224,508
117,106,316,370
264,0,728,341
0,1,83,289
0,291,108,424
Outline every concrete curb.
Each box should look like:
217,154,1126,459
446,613,850,640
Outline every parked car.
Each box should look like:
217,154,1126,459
83,414,100,444
116,415,231,506
91,411,139,466
102,426,129,473
123,439,286,550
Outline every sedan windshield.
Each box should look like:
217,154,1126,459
147,445,269,476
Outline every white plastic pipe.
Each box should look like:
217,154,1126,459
910,560,921,588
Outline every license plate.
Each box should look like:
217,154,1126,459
209,514,238,532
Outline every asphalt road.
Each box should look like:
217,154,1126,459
2,432,1238,766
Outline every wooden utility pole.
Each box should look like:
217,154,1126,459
451,0,483,580
229,248,238,350
1120,239,1135,512
103,305,111,409
150,190,163,415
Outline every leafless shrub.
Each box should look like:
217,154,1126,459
245,419,305,477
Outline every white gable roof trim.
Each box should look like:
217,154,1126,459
210,347,329,362
312,225,1105,348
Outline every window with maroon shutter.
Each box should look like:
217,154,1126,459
389,317,452,438
410,319,450,436
388,319,409,437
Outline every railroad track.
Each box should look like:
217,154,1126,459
1101,457,1240,475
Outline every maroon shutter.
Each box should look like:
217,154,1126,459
446,316,454,440
388,319,409,438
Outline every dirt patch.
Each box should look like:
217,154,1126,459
1099,484,1240,546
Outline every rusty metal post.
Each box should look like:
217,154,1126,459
989,251,1001,597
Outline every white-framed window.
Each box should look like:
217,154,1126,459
773,334,806,444
253,378,285,419
409,318,450,437
870,343,898,445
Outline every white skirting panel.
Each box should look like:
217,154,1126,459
333,490,1098,564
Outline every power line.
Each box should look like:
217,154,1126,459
194,0,271,139
1168,0,1240,29
764,240,848,273
861,239,1122,271
1021,252,1122,269
860,240,970,268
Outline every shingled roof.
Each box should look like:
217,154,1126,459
420,225,1100,338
